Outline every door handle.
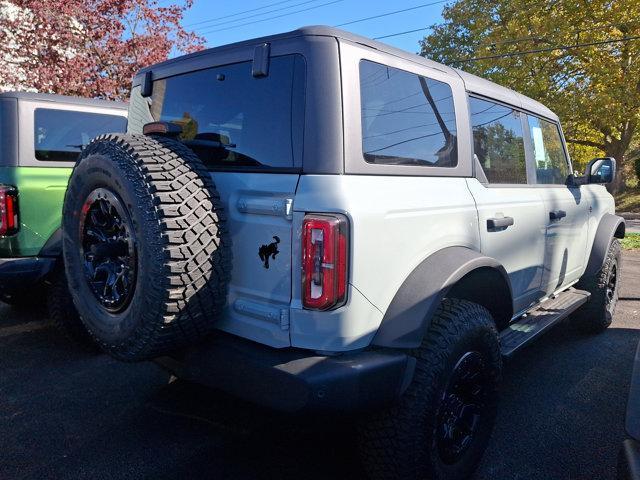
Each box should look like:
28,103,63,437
549,210,567,221
487,216,514,231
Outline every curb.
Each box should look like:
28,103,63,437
619,212,640,220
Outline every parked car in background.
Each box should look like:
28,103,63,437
0,92,127,344
60,27,624,479
620,341,640,480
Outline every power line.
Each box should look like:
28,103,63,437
374,27,431,40
185,0,303,27
334,0,449,28
199,0,344,36
455,35,640,63
192,0,327,31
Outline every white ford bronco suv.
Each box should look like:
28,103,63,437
61,26,625,480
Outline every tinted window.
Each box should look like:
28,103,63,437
527,115,569,184
359,60,457,167
470,97,527,184
149,55,305,170
34,109,126,162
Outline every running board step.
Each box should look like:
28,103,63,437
499,288,590,358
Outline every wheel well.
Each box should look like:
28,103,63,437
615,221,625,239
446,267,512,331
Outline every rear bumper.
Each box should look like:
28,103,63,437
0,256,56,292
155,332,415,413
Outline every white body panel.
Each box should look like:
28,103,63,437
289,174,480,351
211,172,298,348
465,179,547,314
536,186,590,294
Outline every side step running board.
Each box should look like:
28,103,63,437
500,288,590,358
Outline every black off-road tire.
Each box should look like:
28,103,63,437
358,299,502,480
46,265,99,350
573,239,621,333
62,133,231,361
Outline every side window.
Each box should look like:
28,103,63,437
527,115,570,184
470,97,527,184
34,109,127,162
359,60,458,167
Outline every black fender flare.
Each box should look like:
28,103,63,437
372,246,513,349
583,213,625,277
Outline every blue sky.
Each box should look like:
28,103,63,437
180,0,447,54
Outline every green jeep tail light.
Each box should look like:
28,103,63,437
0,185,19,236
302,214,349,311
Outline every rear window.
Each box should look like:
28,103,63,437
359,60,458,167
148,54,306,170
34,109,127,162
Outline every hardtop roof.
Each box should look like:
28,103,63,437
0,91,128,110
135,25,559,123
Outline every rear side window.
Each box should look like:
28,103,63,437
34,109,127,162
149,54,306,170
359,60,458,167
527,115,569,184
470,97,527,184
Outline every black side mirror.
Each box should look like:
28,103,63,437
587,157,616,184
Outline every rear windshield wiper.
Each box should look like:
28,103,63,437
182,139,237,149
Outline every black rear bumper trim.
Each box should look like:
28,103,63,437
155,332,415,413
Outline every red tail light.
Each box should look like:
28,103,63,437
0,186,19,236
302,214,348,310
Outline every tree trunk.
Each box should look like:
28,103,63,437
604,143,628,195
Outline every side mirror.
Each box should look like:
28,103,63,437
587,157,616,184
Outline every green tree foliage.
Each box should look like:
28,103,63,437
420,0,640,191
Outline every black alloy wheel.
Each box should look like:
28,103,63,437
79,188,137,313
436,350,489,465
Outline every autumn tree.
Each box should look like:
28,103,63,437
420,0,640,192
0,0,204,101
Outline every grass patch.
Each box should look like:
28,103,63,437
615,187,640,213
622,233,640,250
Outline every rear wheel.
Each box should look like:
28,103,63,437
62,134,231,361
574,239,621,333
358,299,501,480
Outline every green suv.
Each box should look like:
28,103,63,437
0,92,127,341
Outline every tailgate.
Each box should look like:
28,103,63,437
212,172,299,347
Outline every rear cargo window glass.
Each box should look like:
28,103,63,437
470,97,527,184
34,109,126,162
359,60,458,167
148,54,305,170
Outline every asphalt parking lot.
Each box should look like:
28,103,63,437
1,252,639,480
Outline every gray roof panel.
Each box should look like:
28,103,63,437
0,91,127,109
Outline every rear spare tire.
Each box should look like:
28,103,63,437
62,134,231,361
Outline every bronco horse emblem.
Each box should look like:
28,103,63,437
258,236,280,269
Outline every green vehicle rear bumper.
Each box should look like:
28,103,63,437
0,256,56,293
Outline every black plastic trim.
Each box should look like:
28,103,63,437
620,439,640,480
584,213,626,277
372,246,513,349
0,256,56,291
626,341,640,440
39,228,62,257
154,332,414,413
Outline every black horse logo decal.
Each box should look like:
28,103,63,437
258,236,280,269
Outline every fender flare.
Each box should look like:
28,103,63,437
583,213,625,277
372,246,513,349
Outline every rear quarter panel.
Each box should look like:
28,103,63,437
290,174,480,351
0,166,72,257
